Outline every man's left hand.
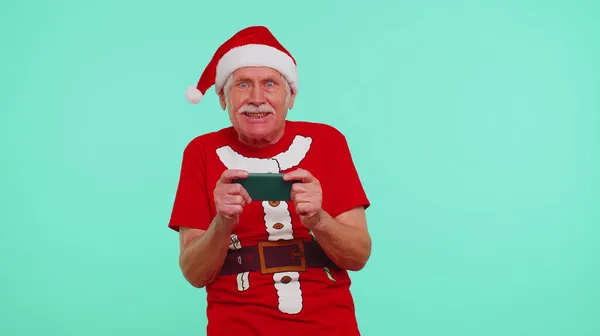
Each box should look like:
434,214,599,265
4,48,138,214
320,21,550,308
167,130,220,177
283,168,323,229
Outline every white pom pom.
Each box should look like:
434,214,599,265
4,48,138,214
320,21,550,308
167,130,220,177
185,86,203,104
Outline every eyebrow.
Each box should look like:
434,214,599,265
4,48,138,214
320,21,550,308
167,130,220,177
235,76,280,83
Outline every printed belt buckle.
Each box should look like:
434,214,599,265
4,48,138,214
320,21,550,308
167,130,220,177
257,239,306,274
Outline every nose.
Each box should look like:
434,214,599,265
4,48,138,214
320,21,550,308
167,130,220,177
248,85,266,105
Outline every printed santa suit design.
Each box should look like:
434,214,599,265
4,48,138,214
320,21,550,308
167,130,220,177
216,135,312,314
168,120,370,335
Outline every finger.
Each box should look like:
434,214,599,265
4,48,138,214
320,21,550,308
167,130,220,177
296,203,315,216
231,184,252,203
223,194,245,206
218,184,252,204
290,184,305,200
238,186,252,204
222,204,244,217
219,169,249,183
292,193,315,203
291,183,308,194
290,185,304,199
290,188,299,200
222,183,245,195
283,169,313,183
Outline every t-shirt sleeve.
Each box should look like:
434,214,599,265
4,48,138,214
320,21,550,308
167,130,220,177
321,129,370,219
168,139,213,232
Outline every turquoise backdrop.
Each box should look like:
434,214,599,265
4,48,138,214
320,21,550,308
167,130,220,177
2,0,599,335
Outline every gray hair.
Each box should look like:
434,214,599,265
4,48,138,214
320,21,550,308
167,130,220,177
222,73,291,107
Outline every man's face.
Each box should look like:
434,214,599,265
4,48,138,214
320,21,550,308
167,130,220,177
219,67,296,146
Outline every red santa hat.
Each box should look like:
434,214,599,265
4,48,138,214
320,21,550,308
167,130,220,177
185,26,298,104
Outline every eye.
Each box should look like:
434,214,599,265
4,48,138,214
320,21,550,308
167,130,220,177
266,81,275,87
238,81,249,88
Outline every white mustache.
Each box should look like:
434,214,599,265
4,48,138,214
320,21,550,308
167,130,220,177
238,104,275,114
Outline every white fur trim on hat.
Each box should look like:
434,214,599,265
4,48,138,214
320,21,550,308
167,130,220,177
215,44,298,94
185,85,203,104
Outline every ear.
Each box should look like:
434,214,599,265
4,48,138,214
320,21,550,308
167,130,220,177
287,91,297,109
218,91,227,110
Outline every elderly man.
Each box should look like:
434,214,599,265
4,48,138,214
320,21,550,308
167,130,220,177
168,26,371,335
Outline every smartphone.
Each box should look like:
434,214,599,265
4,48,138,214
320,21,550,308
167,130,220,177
232,173,297,201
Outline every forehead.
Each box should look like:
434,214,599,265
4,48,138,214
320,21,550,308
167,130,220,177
231,67,283,81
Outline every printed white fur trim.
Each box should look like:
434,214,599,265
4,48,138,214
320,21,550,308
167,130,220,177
185,85,203,104
215,44,298,94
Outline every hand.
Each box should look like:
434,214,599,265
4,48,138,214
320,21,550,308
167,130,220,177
283,168,323,228
214,169,252,229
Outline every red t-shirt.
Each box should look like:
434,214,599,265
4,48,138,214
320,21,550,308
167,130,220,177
168,120,370,335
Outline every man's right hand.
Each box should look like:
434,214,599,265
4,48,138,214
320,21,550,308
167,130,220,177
214,169,252,229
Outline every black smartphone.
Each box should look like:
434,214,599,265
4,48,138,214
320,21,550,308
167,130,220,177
232,173,297,201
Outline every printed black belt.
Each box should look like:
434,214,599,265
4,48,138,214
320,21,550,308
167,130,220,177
219,239,338,276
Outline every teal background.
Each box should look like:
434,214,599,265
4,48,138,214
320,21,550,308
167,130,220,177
2,0,599,335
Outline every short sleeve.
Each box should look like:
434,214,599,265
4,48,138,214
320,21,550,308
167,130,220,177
321,130,370,219
168,139,213,232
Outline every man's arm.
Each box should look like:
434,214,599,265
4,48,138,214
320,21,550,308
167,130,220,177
308,207,371,271
178,215,233,288
284,166,371,272
175,168,252,288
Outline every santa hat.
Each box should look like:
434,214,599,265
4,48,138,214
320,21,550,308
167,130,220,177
185,26,298,104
